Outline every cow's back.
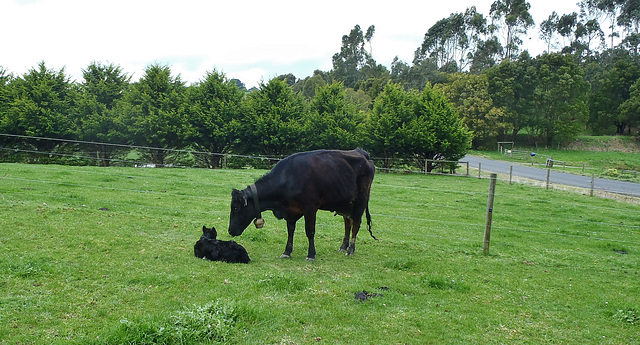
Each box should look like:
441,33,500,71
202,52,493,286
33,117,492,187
264,149,373,212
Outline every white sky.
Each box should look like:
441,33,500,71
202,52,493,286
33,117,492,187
2,0,582,89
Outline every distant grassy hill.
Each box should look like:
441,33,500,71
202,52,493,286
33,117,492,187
566,136,640,153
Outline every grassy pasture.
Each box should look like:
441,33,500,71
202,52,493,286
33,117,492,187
479,148,640,173
478,136,640,181
1,163,639,344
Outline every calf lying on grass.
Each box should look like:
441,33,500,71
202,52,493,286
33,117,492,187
194,226,250,263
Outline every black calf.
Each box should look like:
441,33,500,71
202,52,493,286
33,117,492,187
194,226,250,264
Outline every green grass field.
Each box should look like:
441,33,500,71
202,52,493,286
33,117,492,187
1,163,639,344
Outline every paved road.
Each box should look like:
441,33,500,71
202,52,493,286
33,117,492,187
463,155,640,198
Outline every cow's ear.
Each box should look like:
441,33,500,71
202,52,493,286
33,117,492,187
202,225,207,233
232,189,244,203
233,188,249,206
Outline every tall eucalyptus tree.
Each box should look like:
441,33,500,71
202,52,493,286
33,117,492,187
331,24,376,88
489,0,535,61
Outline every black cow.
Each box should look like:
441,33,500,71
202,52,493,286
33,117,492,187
228,149,375,260
194,226,250,263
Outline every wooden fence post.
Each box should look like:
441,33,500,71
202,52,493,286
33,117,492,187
546,169,550,190
590,173,595,197
509,166,513,185
478,163,482,179
483,173,497,255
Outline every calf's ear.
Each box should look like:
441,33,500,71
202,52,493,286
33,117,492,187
202,225,207,233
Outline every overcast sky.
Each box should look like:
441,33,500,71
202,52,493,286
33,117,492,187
2,0,582,89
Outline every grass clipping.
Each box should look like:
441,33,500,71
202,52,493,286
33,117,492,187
101,301,237,344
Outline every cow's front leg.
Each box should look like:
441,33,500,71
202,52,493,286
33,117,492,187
304,212,317,261
339,216,352,252
281,219,296,258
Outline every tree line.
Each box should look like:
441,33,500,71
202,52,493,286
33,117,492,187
0,62,470,170
324,0,640,146
1,0,639,168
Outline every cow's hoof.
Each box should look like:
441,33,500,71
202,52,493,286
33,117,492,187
306,257,315,261
338,248,346,253
345,252,354,256
280,254,291,259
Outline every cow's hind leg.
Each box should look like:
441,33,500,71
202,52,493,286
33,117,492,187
339,216,352,252
346,218,361,255
281,219,297,258
345,175,374,255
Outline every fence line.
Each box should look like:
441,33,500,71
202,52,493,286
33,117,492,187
271,211,640,247
0,133,240,158
14,170,636,234
374,183,485,196
491,225,640,245
12,133,639,200
498,145,638,181
0,133,295,164
3,133,638,186
0,147,160,167
7,148,640,212
2,133,472,175
472,165,640,202
3,164,638,247
3,134,640,247
5,152,638,216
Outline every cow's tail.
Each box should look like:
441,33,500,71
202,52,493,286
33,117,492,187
366,205,377,240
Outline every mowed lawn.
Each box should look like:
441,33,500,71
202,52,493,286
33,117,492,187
1,163,638,344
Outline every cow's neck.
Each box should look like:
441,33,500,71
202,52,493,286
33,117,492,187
251,175,284,213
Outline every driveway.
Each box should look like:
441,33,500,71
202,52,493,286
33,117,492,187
463,155,640,198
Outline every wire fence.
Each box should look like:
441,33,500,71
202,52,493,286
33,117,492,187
501,145,640,182
4,133,640,202
3,157,639,253
472,161,640,201
0,133,468,176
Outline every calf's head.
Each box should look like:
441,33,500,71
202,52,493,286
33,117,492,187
201,225,217,240
194,225,218,258
228,188,256,237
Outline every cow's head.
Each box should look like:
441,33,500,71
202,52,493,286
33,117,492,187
228,188,256,237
